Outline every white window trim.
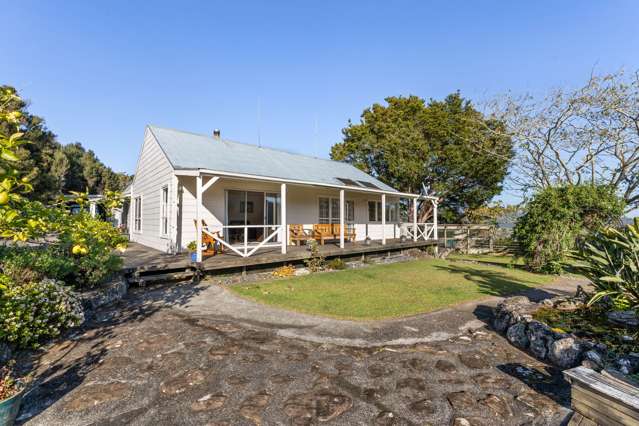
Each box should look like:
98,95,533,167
160,185,169,238
368,200,400,223
133,195,143,234
318,196,354,224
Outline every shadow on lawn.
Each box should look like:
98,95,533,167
433,263,549,297
16,280,205,424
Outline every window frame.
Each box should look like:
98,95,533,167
160,185,169,237
133,196,142,233
368,200,400,223
318,196,353,224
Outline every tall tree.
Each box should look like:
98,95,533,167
0,86,130,200
488,70,639,211
331,93,513,221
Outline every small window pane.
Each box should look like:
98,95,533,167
319,197,330,223
368,201,376,222
346,200,355,222
331,198,340,223
377,202,382,222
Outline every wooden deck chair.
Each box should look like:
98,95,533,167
313,223,334,245
289,224,314,246
332,224,356,242
193,219,224,256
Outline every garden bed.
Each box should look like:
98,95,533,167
493,291,639,380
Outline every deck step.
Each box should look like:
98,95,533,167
130,270,195,286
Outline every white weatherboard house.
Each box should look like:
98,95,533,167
129,125,438,261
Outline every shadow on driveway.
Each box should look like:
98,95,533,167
16,281,205,424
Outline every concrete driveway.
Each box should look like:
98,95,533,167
16,277,583,425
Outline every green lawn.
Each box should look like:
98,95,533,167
230,256,555,320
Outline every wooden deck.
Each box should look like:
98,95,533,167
121,238,437,275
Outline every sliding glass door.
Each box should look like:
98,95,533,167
226,190,280,244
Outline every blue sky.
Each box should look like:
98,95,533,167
2,1,639,206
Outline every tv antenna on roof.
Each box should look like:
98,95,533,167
257,97,262,148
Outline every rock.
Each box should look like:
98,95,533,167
480,394,512,418
583,350,604,370
447,391,476,411
191,393,227,411
615,355,639,375
472,373,512,389
434,359,457,373
459,351,490,369
78,275,128,312
283,390,352,423
493,296,536,332
396,377,427,392
607,310,639,328
64,382,132,411
239,391,270,425
452,419,471,426
160,370,206,395
581,360,601,371
548,337,583,369
409,398,436,414
0,342,13,364
555,299,583,312
506,322,529,349
526,321,554,359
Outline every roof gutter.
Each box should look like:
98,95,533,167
173,168,437,201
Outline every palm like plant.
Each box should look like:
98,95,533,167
573,218,639,310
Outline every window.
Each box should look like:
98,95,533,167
319,197,352,223
134,196,142,232
368,200,399,222
160,186,169,236
368,201,377,222
318,197,330,224
346,200,354,223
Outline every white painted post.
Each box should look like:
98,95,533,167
381,193,386,245
196,174,203,262
413,197,418,241
129,184,134,241
281,183,287,254
339,189,345,248
433,199,439,255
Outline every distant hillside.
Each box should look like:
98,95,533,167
1,85,130,201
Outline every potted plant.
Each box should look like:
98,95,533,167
0,363,25,426
186,241,198,261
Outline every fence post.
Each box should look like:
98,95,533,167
466,226,471,254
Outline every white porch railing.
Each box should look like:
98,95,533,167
203,225,283,258
405,223,436,241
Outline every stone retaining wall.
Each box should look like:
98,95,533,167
493,295,639,376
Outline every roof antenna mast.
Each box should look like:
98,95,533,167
257,96,262,148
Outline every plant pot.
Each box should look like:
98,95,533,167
190,252,197,262
0,383,25,426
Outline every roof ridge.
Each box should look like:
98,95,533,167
147,124,348,166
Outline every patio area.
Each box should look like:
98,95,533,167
120,238,438,275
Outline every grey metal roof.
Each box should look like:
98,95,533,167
148,125,398,193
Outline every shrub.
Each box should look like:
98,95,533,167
0,245,75,284
0,275,84,348
513,185,625,273
272,265,296,278
572,218,639,310
57,212,126,288
0,212,126,289
304,241,325,272
327,258,346,270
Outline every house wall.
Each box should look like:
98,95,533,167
175,176,403,251
129,128,176,252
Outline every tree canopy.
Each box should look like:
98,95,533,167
331,93,513,221
489,70,639,211
0,85,129,201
